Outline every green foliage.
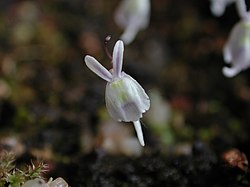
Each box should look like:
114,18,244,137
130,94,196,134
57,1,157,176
0,151,48,186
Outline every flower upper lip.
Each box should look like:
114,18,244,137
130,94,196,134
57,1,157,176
112,40,124,78
85,40,125,82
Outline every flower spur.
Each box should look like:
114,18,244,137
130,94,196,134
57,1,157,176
84,40,150,146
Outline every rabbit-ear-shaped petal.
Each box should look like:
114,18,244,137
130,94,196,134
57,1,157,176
112,40,124,78
85,55,112,82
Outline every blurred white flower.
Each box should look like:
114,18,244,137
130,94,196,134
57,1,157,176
210,0,234,17
222,0,250,78
212,0,250,77
84,40,150,146
114,0,150,44
98,120,143,156
22,178,69,187
47,177,69,187
22,178,48,187
223,20,250,77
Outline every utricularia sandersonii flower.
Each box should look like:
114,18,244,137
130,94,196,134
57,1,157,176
222,0,250,77
114,0,150,45
84,40,150,146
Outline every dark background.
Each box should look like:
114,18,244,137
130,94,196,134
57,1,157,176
0,0,250,186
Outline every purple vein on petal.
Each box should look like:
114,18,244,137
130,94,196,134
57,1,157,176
85,55,112,82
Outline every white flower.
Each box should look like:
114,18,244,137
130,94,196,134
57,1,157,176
47,177,69,187
210,0,234,17
222,20,250,77
84,40,150,146
114,0,150,45
22,178,48,187
22,178,68,187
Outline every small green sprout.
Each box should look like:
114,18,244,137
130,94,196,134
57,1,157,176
0,151,48,186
